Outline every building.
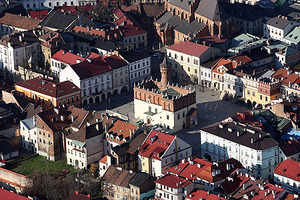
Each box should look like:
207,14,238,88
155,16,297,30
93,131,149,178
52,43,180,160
0,13,40,37
283,26,300,50
275,47,300,68
0,188,31,200
0,30,41,81
104,55,129,95
134,59,196,132
120,25,148,49
51,50,84,77
138,130,192,177
101,166,154,200
154,174,194,200
166,41,220,84
0,140,18,161
22,0,96,10
66,122,104,169
20,116,38,153
274,159,300,193
104,119,139,155
15,77,81,108
167,157,243,191
60,53,113,105
200,119,279,179
185,189,227,200
264,16,296,41
119,50,151,88
279,141,300,162
67,191,91,200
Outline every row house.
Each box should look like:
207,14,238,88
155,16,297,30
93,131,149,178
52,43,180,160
60,53,113,105
15,77,81,108
138,130,192,177
0,30,41,81
104,119,139,155
274,159,300,193
283,26,300,50
101,166,155,200
279,141,300,163
22,0,96,11
264,16,297,42
243,76,281,106
200,119,279,180
166,41,220,84
51,50,84,77
186,189,227,200
20,107,91,160
66,122,104,169
167,157,243,191
119,50,151,88
275,46,300,68
0,13,40,38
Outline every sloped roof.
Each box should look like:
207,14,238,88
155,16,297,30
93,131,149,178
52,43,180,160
155,174,192,189
0,188,30,200
15,77,80,98
67,191,90,200
167,41,209,57
195,0,227,21
168,0,193,11
141,4,164,17
107,120,138,144
67,123,102,142
280,141,300,158
102,166,136,187
274,159,300,181
284,26,300,43
0,140,17,155
0,13,40,30
266,17,291,29
186,189,227,200
104,55,127,69
52,50,84,65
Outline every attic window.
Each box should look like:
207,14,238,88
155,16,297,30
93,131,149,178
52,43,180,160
282,169,287,172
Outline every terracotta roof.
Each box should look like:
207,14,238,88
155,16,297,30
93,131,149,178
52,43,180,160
29,9,49,20
229,55,252,65
211,58,237,74
252,183,285,200
107,120,138,144
67,191,90,200
155,174,192,189
120,25,147,37
102,166,136,187
104,55,127,69
167,157,243,183
70,53,112,80
167,41,209,57
15,77,80,98
0,13,40,30
99,155,108,164
52,50,84,65
72,25,122,39
272,68,288,79
186,189,227,200
220,171,250,195
282,73,300,86
280,141,300,157
274,159,300,181
139,130,175,160
0,188,30,200
112,8,124,19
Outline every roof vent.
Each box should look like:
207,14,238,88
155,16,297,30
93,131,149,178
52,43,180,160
219,123,224,129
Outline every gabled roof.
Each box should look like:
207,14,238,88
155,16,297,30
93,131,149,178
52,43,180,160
15,77,80,98
280,141,300,157
274,159,300,181
211,58,237,74
195,0,227,21
104,55,127,69
120,25,147,37
67,123,102,143
186,189,227,200
0,188,30,200
102,166,136,187
166,41,209,57
0,13,40,30
107,120,138,144
141,4,164,17
29,9,49,20
52,50,84,65
139,130,175,160
128,172,151,187
155,174,192,189
168,0,193,11
0,30,39,48
70,53,112,80
266,16,292,29
251,183,285,200
272,68,288,79
67,191,90,200
284,26,300,44
0,140,17,155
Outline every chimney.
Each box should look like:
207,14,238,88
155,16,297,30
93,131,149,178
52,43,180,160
279,49,283,54
71,115,74,122
61,115,64,121
96,123,99,131
19,35,22,42
130,129,132,137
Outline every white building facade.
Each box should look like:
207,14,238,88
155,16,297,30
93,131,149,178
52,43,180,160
264,17,296,41
20,116,38,153
20,0,97,10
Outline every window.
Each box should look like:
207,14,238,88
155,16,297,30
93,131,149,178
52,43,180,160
252,92,255,96
167,115,169,120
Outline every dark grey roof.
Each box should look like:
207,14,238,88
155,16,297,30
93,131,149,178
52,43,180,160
266,17,291,29
168,0,193,12
39,10,94,30
0,140,17,155
129,172,150,187
201,58,220,69
0,31,39,48
155,12,205,35
201,121,278,150
119,50,150,63
90,38,116,51
195,0,227,21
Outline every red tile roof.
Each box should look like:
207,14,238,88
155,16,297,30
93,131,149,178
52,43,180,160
0,13,40,30
15,77,80,98
155,174,192,189
29,9,49,20
252,183,285,200
70,53,112,80
139,130,175,160
167,41,209,57
104,55,127,69
120,25,147,37
282,73,300,86
68,191,90,200
99,155,108,164
167,157,243,183
52,50,84,65
0,188,30,200
274,159,300,181
229,55,252,65
112,8,124,19
107,120,138,144
73,26,122,39
220,171,250,195
186,189,227,200
212,58,237,74
272,68,288,79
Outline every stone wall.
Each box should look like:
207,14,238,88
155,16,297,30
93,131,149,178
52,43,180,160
0,167,31,193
